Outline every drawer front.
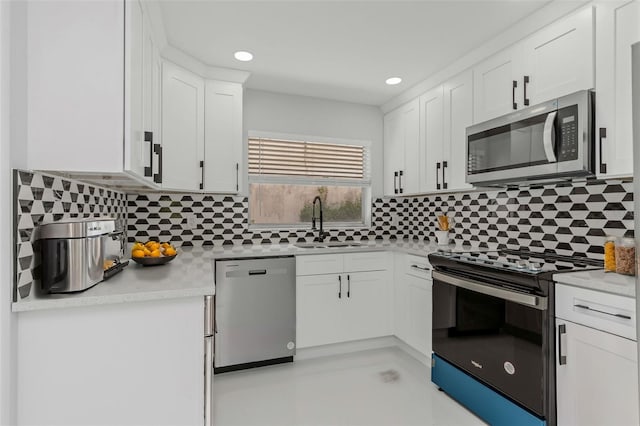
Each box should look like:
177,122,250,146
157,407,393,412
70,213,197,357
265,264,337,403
343,251,390,272
296,254,344,276
556,284,636,341
404,254,432,280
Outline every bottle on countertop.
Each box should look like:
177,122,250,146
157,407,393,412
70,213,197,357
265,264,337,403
604,235,616,273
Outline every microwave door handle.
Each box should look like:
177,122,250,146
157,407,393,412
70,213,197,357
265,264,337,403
543,111,557,163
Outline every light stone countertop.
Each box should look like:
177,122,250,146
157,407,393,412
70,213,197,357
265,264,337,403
553,269,636,298
12,238,485,313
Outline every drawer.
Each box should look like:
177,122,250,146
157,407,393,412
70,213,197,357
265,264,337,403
296,254,343,276
344,251,390,272
556,284,636,341
404,254,432,280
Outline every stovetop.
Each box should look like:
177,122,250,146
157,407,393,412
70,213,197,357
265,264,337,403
431,249,603,275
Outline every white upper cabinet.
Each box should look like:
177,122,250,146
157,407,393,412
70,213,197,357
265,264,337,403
25,0,159,187
595,0,639,178
161,62,205,192
473,47,524,123
419,86,444,193
162,64,243,193
204,81,243,193
443,70,474,191
383,99,419,196
473,6,594,124
522,6,594,106
417,70,473,193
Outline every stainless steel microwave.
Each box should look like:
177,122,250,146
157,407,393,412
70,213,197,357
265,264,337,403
466,90,594,186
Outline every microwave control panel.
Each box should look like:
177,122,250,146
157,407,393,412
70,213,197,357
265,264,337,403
557,105,579,162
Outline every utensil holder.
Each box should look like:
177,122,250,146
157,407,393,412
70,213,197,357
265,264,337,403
435,230,449,246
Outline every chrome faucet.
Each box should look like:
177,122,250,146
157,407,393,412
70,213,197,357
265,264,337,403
311,196,328,242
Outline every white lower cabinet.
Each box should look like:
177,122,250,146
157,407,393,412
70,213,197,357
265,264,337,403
555,283,639,426
16,297,204,426
296,252,392,348
393,253,432,358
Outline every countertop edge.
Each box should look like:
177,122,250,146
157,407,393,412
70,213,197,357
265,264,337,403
12,286,214,313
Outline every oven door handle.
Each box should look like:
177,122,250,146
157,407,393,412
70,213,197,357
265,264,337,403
432,271,547,310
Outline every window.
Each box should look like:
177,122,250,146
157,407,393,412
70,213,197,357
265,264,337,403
248,134,371,228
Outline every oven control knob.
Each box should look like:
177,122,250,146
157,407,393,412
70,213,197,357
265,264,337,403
516,260,527,269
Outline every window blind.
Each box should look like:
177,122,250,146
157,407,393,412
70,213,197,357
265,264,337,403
248,138,369,180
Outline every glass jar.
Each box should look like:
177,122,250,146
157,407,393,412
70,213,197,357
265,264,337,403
604,235,616,272
615,237,636,276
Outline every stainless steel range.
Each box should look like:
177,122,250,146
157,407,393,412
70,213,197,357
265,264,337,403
428,249,602,426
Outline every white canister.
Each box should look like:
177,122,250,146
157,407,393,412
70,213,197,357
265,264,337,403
435,230,449,246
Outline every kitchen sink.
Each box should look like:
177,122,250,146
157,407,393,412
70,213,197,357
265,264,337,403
294,242,362,249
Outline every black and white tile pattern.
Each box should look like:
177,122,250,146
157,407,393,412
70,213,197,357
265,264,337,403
127,193,383,246
14,170,126,301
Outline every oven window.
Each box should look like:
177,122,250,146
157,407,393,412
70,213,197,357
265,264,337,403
468,112,553,174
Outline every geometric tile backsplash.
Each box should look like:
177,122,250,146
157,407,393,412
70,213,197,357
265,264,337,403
127,178,634,260
14,169,634,302
13,170,127,302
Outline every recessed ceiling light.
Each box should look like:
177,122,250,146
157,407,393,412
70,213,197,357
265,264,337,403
385,77,402,85
234,51,253,62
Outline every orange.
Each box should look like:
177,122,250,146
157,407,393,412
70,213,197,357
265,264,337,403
132,249,145,258
150,249,161,258
165,247,176,256
143,247,152,256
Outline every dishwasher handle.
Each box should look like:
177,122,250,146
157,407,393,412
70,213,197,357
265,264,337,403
248,269,267,276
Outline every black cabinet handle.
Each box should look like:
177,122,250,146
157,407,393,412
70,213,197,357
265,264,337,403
199,160,204,190
558,324,567,365
235,163,239,192
347,274,350,298
338,275,342,299
442,161,448,190
599,128,607,174
575,303,632,320
512,80,517,110
398,170,403,194
436,162,441,190
153,144,163,184
144,131,153,177
394,171,399,194
523,76,530,107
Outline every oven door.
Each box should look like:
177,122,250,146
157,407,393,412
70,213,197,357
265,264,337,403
432,271,548,418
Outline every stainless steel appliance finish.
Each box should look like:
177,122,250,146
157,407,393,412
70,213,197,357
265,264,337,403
466,90,594,186
429,249,602,426
214,256,296,373
204,295,214,426
37,218,123,293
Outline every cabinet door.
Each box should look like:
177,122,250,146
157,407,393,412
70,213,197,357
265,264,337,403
401,99,421,195
383,107,405,196
419,86,444,193
124,0,146,180
523,6,594,106
161,61,205,191
140,7,157,181
26,1,125,174
296,274,344,348
204,81,243,193
443,70,474,191
595,0,639,178
406,276,432,358
473,47,523,123
343,271,393,341
556,320,639,426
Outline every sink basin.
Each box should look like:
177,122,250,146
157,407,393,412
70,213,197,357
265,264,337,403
294,242,362,249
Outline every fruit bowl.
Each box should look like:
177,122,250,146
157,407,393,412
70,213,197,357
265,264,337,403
130,241,178,266
131,254,177,267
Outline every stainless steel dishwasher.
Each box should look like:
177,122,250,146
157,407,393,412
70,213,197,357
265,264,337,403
214,256,296,373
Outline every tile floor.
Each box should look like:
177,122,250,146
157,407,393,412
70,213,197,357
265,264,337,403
213,347,487,426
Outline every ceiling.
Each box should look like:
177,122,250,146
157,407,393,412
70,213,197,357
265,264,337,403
159,1,554,106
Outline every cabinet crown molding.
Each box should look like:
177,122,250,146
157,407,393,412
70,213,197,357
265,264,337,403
162,45,250,84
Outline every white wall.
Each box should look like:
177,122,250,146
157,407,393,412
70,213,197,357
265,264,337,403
243,89,384,196
0,1,17,425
